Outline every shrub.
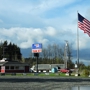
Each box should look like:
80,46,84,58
82,69,89,77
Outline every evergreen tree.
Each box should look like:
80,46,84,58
0,40,22,61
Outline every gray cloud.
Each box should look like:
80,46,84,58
0,27,58,48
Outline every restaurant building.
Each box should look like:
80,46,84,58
0,58,29,73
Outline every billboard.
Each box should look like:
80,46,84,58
32,43,42,53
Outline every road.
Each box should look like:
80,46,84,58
0,76,90,90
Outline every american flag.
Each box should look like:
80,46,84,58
78,13,90,37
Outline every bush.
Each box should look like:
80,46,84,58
82,69,89,77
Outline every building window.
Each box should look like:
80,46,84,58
6,66,9,69
15,66,19,70
10,66,14,70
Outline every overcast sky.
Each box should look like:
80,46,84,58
0,0,90,64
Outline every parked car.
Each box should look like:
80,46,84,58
60,68,72,73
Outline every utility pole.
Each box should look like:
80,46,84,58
2,45,7,59
3,45,6,58
64,40,68,69
3,46,4,58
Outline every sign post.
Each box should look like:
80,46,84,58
34,53,39,73
32,43,42,73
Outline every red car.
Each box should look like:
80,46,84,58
60,68,72,73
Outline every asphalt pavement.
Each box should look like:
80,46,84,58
0,76,90,90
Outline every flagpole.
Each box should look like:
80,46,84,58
77,11,80,76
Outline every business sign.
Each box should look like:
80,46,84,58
1,66,5,73
32,43,42,53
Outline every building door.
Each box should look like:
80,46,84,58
25,66,29,72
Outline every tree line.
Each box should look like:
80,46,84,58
25,44,75,68
0,41,22,61
0,41,88,70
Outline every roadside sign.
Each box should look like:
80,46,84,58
32,43,42,53
1,66,5,73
